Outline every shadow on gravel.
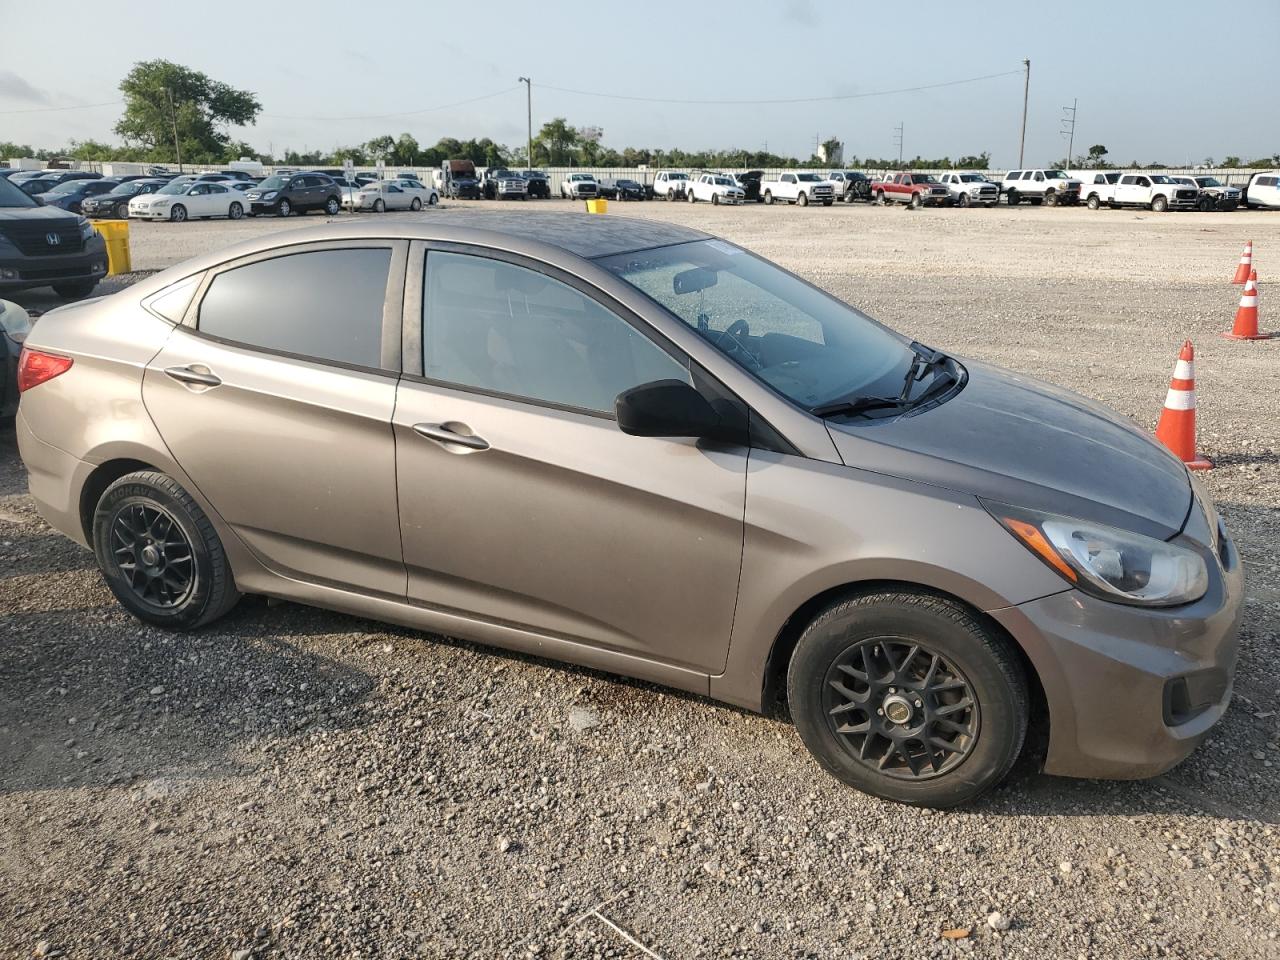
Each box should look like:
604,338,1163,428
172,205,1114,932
0,601,375,796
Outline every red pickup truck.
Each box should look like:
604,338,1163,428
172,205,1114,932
873,172,952,208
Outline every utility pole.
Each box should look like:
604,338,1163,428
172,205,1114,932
893,123,904,166
1060,98,1078,167
1018,58,1031,168
518,77,533,168
165,87,182,173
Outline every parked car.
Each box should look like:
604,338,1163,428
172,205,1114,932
15,212,1242,808
872,172,950,208
81,179,169,220
332,177,365,209
193,173,237,183
761,172,836,206
129,180,249,222
1243,171,1280,209
0,170,27,180
482,169,529,201
688,173,745,205
18,178,61,197
1104,174,1198,212
937,172,999,208
560,173,599,200
0,174,107,299
1075,172,1120,210
348,180,438,212
441,160,482,200
244,173,342,217
734,170,764,203
12,170,100,188
1175,176,1241,212
826,171,874,203
598,178,646,201
520,170,552,199
652,171,690,200
0,298,32,416
35,178,122,214
1001,169,1082,206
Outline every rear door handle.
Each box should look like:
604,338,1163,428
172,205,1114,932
163,365,222,388
412,422,490,451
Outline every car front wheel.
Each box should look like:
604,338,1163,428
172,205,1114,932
92,471,241,630
787,589,1028,808
278,198,292,216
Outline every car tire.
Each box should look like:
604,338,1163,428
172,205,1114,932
52,280,98,299
325,197,341,215
1044,191,1058,207
278,198,292,217
688,189,696,203
909,193,923,210
957,193,970,208
429,193,439,205
1006,190,1019,206
1197,195,1215,212
1152,195,1168,213
876,190,886,205
92,471,241,631
170,204,187,223
787,589,1028,808
1087,195,1101,210
410,197,422,211
373,199,385,213
228,202,243,220
764,190,774,205
115,202,130,219
712,193,720,205
798,192,809,207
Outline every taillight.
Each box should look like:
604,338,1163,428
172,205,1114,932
17,348,73,393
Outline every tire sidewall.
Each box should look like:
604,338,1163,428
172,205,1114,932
787,594,1026,807
92,478,221,629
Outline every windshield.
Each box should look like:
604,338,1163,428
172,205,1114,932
0,177,37,208
713,176,733,185
47,180,89,195
1150,175,1173,184
1045,170,1069,179
1197,178,1223,187
596,240,913,410
107,181,145,196
157,181,191,195
256,175,289,191
796,173,822,182
669,173,688,180
959,174,985,182
910,174,939,184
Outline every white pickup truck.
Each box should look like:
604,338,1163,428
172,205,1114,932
1107,173,1199,212
1075,172,1121,209
760,172,835,206
1000,169,1082,206
559,173,599,200
937,172,999,207
687,173,745,204
652,171,690,200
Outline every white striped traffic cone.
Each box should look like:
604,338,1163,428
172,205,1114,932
1222,269,1274,339
1154,340,1212,470
1232,240,1253,285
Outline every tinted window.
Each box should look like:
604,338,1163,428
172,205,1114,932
422,252,688,415
199,249,391,368
148,274,203,323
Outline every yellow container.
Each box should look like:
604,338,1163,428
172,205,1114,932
585,198,608,215
90,219,132,275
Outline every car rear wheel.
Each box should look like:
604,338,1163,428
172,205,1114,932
92,471,241,631
278,198,292,217
764,190,774,205
1087,195,1101,210
228,202,243,220
876,190,886,205
787,589,1028,807
428,193,439,205
687,190,696,203
1006,190,1019,206
169,204,187,223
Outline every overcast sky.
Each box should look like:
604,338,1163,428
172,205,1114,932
1,0,1276,167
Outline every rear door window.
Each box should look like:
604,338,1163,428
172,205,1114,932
197,248,393,369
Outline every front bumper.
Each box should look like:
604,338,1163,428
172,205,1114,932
990,531,1244,779
249,201,281,214
0,235,108,291
130,206,172,220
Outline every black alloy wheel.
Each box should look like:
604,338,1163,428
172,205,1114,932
108,501,195,612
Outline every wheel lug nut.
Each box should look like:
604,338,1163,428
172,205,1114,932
876,708,884,716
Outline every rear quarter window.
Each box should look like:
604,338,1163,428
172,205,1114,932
197,248,392,368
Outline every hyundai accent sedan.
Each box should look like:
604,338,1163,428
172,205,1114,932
14,214,1242,807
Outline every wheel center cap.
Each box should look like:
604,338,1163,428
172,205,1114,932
882,695,913,725
140,545,160,567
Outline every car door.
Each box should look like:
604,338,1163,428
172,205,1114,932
205,183,233,217
142,240,409,596
392,244,749,674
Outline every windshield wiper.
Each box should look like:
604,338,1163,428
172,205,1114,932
813,344,963,420
811,395,911,419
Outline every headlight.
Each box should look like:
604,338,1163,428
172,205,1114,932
990,504,1208,606
263,191,278,200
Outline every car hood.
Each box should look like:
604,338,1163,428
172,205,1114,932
0,205,80,223
825,360,1192,541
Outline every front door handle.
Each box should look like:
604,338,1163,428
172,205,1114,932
164,365,222,389
412,422,490,451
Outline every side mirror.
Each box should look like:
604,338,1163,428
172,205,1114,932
615,379,740,443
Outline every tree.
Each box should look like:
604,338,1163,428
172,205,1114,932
955,153,991,169
1084,144,1109,168
391,133,420,166
0,141,36,159
534,118,579,165
1222,156,1241,167
115,61,260,164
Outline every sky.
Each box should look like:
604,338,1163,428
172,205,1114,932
1,0,1277,168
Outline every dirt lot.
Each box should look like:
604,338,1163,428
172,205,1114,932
2,201,1279,960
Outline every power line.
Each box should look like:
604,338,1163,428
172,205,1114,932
0,100,122,115
537,69,1024,106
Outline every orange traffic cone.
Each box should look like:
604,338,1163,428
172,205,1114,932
1155,341,1212,470
1232,240,1253,284
1222,269,1274,340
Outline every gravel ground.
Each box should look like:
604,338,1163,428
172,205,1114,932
2,201,1279,960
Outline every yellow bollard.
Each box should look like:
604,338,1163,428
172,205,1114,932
90,220,132,275
585,198,608,214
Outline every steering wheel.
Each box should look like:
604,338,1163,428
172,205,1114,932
713,318,761,370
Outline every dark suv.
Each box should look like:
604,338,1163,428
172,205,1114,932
245,173,342,216
520,170,551,199
0,175,107,300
